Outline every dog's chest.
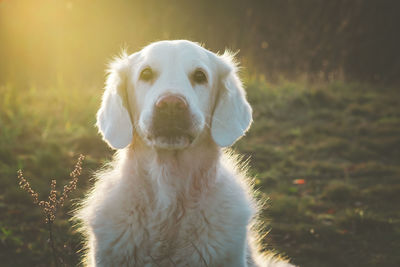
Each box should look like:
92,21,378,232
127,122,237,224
94,188,233,266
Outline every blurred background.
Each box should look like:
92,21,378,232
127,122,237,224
2,0,400,86
0,0,399,266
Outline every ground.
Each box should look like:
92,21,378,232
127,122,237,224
0,78,399,266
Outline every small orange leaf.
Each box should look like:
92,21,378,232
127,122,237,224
293,179,306,185
338,229,348,234
327,208,336,214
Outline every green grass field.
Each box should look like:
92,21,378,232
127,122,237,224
0,78,399,266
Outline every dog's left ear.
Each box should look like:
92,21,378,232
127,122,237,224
96,52,136,149
211,52,253,147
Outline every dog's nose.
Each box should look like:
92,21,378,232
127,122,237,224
155,94,188,110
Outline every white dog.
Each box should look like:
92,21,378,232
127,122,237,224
74,40,294,267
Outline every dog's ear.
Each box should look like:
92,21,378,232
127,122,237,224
211,52,252,147
96,52,135,149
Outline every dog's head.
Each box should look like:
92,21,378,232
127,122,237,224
97,40,252,150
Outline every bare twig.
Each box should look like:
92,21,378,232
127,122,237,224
17,154,85,267
48,216,59,267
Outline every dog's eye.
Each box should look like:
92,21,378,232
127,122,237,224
139,67,153,81
192,70,207,84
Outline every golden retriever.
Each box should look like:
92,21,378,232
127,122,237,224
74,40,294,267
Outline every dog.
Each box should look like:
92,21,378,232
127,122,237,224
74,40,294,267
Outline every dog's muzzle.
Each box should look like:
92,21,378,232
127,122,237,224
150,94,194,149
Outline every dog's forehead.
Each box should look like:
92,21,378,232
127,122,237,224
140,40,210,68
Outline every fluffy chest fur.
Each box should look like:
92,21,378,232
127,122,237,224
77,147,254,267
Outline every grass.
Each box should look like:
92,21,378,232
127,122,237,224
0,78,399,266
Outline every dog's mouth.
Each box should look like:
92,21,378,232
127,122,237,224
149,134,194,150
146,109,195,150
147,130,195,150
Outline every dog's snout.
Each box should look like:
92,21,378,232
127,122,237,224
155,94,188,110
151,93,193,143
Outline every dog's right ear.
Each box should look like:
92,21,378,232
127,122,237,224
96,52,136,149
210,51,253,147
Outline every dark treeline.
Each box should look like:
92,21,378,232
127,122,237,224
1,0,399,85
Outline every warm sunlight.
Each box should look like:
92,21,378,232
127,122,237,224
0,1,399,266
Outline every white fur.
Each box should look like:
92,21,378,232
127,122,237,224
74,40,295,267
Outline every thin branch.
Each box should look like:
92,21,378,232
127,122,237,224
48,217,59,267
17,154,85,267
